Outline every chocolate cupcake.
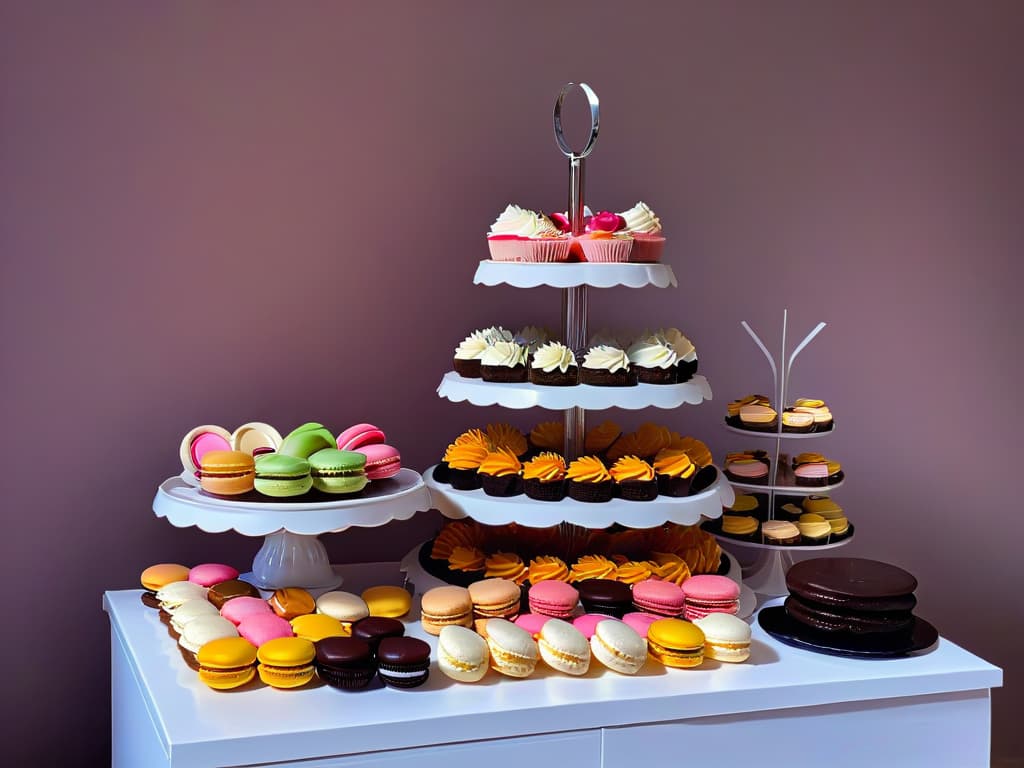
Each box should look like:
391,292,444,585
738,403,778,432
441,442,489,491
658,328,698,382
477,448,523,497
797,513,832,545
626,337,678,385
529,341,578,386
792,398,834,432
579,345,637,386
480,340,528,383
522,452,567,502
566,456,614,503
610,456,658,501
761,520,801,546
724,450,771,484
725,394,771,428
720,514,759,541
781,409,814,433
453,326,512,378
653,448,696,496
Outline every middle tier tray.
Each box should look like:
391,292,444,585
437,372,712,411
424,464,734,528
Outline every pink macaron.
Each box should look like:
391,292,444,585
528,580,579,619
237,613,294,646
622,611,660,638
336,423,386,451
681,575,741,620
357,443,402,480
572,613,616,639
188,563,239,588
514,613,551,638
632,578,686,617
220,596,274,626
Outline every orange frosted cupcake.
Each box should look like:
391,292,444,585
610,456,658,501
528,556,570,583
649,553,692,586
522,452,567,502
477,448,523,497
614,560,655,585
448,546,486,573
484,552,529,585
529,421,564,456
669,434,713,468
570,555,618,583
566,456,614,503
442,442,490,491
653,449,696,496
485,423,527,458
584,420,621,458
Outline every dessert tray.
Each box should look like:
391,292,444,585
726,467,846,495
724,423,836,440
473,260,677,289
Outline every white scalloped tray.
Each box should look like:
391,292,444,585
153,468,432,536
437,372,711,411
473,260,677,289
723,424,836,440
725,476,845,495
424,465,733,528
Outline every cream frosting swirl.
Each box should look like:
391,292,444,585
656,328,696,361
531,341,577,373
582,345,630,373
454,333,489,361
618,201,662,234
480,340,526,368
488,204,560,238
627,338,678,369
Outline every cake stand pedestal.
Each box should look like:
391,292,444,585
153,468,432,596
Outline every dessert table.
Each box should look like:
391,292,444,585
104,563,1002,768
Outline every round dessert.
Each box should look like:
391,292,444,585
621,611,660,639
220,597,273,626
420,585,474,635
570,555,618,584
197,637,259,690
590,619,647,674
529,341,578,386
610,455,658,501
647,618,705,668
477,448,523,497
632,578,686,618
738,404,778,432
256,637,316,689
681,575,740,621
361,586,412,618
658,328,699,381
169,600,221,640
521,452,567,502
527,580,579,620
278,423,336,459
537,618,591,675
626,336,678,384
566,455,614,503
791,398,834,431
480,340,528,383
725,456,770,484
290,614,347,643
188,563,239,588
316,591,369,633
231,422,282,456
377,636,432,688
484,618,539,678
487,204,570,263
356,443,401,481
253,453,313,497
762,520,801,545
351,616,405,651
180,425,233,477
653,449,696,496
308,448,368,494
579,345,637,387
442,441,489,490
781,409,814,433
437,625,489,683
576,578,632,618
527,555,570,584
237,614,293,647
452,328,499,379
693,613,752,663
571,613,615,639
468,578,522,621
797,513,832,544
140,563,190,609
618,201,664,263
198,451,255,496
314,636,376,690
207,579,260,609
268,587,316,620
179,615,239,671
484,551,529,585
578,230,634,263
515,613,552,637
719,514,759,541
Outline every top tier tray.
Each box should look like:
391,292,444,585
473,260,677,289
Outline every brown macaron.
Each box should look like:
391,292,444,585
269,587,316,620
420,586,474,635
468,578,522,621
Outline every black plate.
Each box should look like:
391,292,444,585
758,605,938,658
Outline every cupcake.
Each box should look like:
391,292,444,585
442,442,489,490
610,456,658,501
584,420,621,457
632,422,674,461
626,336,678,384
781,409,814,433
452,327,513,378
618,201,665,263
725,493,760,517
725,394,770,427
528,556,571,583
566,456,614,503
485,423,527,457
522,452,567,502
724,451,770,485
720,515,759,541
739,404,778,432
570,555,618,583
792,453,837,486
792,398,833,431
448,546,486,574
477,448,523,497
657,328,698,382
529,421,564,455
653,449,696,496
614,560,655,585
761,520,801,546
578,211,633,262
484,552,529,585
648,553,692,586
487,204,570,263
797,513,832,545
529,341,578,386
669,435,713,468
480,340,527,383
802,496,848,536
580,345,637,387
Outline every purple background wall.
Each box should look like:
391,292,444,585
2,1,1021,764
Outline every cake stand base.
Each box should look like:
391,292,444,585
736,547,795,598
241,531,345,596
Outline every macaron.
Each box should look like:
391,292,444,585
361,586,412,618
198,450,255,496
351,616,405,652
681,575,741,621
484,618,539,678
207,579,260,609
377,637,431,689
437,625,490,683
537,618,591,675
316,591,369,632
179,615,239,670
420,586,474,635
514,613,551,638
220,596,274,626
647,618,706,668
632,578,686,618
314,636,377,690
231,422,283,456
622,611,660,638
572,613,616,640
179,425,232,477
336,423,386,451
253,454,313,497
268,587,316,620
528,580,579,620
291,614,347,643
238,613,294,647
257,637,316,689
188,563,240,588
468,578,522,621
169,599,220,639
156,581,208,616
356,443,402,481
197,637,259,690
308,448,368,494
576,579,633,618
140,563,190,608
278,422,337,459
590,619,647,675
693,613,752,663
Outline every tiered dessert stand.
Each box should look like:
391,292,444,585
714,311,853,600
414,82,736,591
153,469,432,596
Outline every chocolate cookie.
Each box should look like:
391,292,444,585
786,558,918,613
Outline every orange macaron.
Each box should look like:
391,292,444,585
199,450,256,496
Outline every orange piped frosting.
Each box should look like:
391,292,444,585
566,456,612,484
615,560,655,585
570,555,618,582
522,452,567,482
584,421,621,454
453,428,492,450
669,435,713,467
610,456,656,483
484,552,528,584
633,422,673,457
649,552,693,586
653,449,696,479
477,448,522,477
430,520,484,559
530,421,564,452
728,394,771,417
605,432,644,464
528,555,570,583
486,423,527,457
443,442,489,470
448,546,486,572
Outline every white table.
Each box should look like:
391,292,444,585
105,563,1002,768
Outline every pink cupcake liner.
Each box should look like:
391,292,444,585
579,237,633,263
487,238,528,262
629,234,665,263
522,238,571,263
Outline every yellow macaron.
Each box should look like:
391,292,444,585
197,637,258,690
290,614,347,642
647,618,706,668
361,585,412,618
256,637,316,689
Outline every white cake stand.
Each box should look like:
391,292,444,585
153,468,432,596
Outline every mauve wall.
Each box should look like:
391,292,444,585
2,1,1021,764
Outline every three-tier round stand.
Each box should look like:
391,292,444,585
714,311,853,600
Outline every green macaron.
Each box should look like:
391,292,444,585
308,449,368,495
278,422,337,459
254,454,313,497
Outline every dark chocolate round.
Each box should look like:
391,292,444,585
786,558,918,612
784,595,915,635
376,636,431,666
315,637,374,666
351,617,405,650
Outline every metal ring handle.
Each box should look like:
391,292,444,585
553,82,600,159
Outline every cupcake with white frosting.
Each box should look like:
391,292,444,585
529,341,578,386
627,335,678,385
579,345,637,387
453,326,513,378
618,201,664,263
480,339,528,383
487,204,570,263
656,327,698,382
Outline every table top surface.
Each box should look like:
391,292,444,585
104,563,1002,767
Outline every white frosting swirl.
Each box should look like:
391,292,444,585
532,342,577,373
618,201,662,234
480,340,526,368
481,326,514,344
454,334,488,360
657,327,697,361
582,345,630,373
627,339,678,369
488,204,560,238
